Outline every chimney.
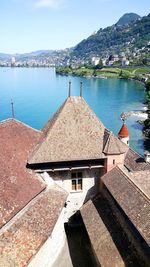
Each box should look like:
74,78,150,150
11,99,15,119
68,81,71,97
144,151,150,163
80,81,82,97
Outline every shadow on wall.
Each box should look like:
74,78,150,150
83,175,101,204
93,194,147,267
83,185,97,204
65,213,100,267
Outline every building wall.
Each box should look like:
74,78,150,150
47,167,104,198
48,168,104,193
40,168,105,221
119,136,129,146
106,154,125,172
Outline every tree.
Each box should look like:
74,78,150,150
146,79,150,91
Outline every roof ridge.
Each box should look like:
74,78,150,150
28,96,106,164
103,131,111,153
0,187,46,234
109,132,118,152
42,98,68,136
0,118,41,133
113,133,124,154
103,131,126,154
0,118,13,124
114,166,150,201
28,98,69,163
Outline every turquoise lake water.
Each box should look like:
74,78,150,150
0,67,146,155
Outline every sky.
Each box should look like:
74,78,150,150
0,0,149,54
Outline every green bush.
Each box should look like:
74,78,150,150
144,119,150,128
146,80,150,91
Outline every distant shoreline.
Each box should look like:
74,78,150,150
56,66,149,141
55,66,149,82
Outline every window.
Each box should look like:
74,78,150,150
71,172,83,191
113,159,115,165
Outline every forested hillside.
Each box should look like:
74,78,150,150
72,14,150,60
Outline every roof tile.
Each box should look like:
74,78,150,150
101,166,150,246
28,97,127,164
0,186,67,267
118,123,129,138
103,130,128,154
0,119,45,228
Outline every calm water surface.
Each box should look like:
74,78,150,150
0,67,146,155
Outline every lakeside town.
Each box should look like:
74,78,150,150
0,33,150,142
0,41,150,69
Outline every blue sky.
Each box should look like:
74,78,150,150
0,0,149,54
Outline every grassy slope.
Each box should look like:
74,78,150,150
56,66,149,78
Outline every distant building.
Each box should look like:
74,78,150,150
108,54,120,65
11,56,16,66
112,54,119,61
91,56,100,66
122,57,130,66
102,58,107,66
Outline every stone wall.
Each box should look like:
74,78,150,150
101,187,150,266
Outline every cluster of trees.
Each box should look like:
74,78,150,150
56,66,93,77
144,80,150,139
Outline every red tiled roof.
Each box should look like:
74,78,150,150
118,123,129,138
0,119,45,228
0,185,68,267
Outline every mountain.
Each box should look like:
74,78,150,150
0,49,71,63
71,13,150,60
15,50,54,60
0,51,54,61
116,13,141,26
0,13,149,66
0,53,11,60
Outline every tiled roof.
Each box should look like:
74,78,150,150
129,170,150,198
103,130,128,155
125,148,150,171
81,196,145,267
101,166,150,246
28,97,127,165
0,185,67,267
0,119,45,228
118,123,129,138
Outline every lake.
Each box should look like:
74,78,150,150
0,67,146,155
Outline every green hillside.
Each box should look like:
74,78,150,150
72,14,150,60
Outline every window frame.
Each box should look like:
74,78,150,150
71,172,83,191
